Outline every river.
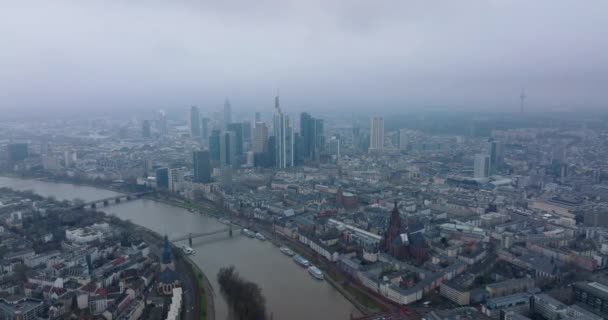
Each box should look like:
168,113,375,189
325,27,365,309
0,176,360,320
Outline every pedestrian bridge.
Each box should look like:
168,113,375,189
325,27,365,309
171,228,233,243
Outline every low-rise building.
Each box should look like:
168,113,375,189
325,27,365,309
0,297,44,320
440,274,475,305
572,281,608,319
482,293,532,319
65,227,104,243
486,278,535,298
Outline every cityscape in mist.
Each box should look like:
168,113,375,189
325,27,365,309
1,1,608,320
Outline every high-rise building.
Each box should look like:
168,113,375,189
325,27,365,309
488,139,504,174
227,123,244,157
193,150,211,183
314,118,325,156
253,122,269,153
220,131,237,168
156,167,169,189
142,120,151,138
242,121,252,144
255,112,261,123
209,130,221,163
168,167,185,192
64,151,77,168
190,106,201,138
223,99,232,131
399,129,408,150
273,96,294,169
474,154,491,178
294,133,304,166
201,117,210,140
156,110,168,136
300,112,324,160
7,143,28,162
265,136,276,168
329,136,340,158
300,112,313,158
370,117,384,151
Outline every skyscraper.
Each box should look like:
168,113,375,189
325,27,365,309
253,122,269,153
294,133,304,166
273,96,294,168
329,136,340,158
241,121,252,144
190,106,201,138
266,136,276,168
300,112,324,161
201,117,210,140
142,120,151,138
227,123,244,157
156,110,168,136
209,130,221,163
255,112,261,123
314,118,325,156
220,131,237,168
193,150,211,183
168,167,185,192
488,139,504,174
399,129,408,150
156,167,169,189
223,98,232,130
7,143,28,162
474,154,491,178
64,150,77,168
370,116,384,151
300,112,313,158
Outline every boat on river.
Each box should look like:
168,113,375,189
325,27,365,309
280,246,295,256
308,266,324,280
182,246,195,255
256,233,266,241
293,255,310,267
242,228,256,238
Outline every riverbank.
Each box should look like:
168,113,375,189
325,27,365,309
172,197,382,317
0,171,146,195
1,175,363,319
125,222,214,320
221,211,389,317
0,180,215,320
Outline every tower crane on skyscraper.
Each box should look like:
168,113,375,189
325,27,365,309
520,89,527,114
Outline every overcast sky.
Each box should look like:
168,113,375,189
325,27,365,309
1,0,607,115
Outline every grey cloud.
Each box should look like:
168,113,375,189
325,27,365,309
0,0,607,114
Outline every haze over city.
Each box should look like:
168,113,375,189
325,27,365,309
2,0,608,114
3,1,608,320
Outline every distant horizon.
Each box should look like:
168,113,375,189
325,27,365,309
1,0,607,113
2,103,607,124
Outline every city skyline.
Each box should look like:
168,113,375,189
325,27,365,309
2,1,608,320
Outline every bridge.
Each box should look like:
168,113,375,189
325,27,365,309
171,223,235,246
72,191,155,210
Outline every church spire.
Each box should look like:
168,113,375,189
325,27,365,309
162,234,172,265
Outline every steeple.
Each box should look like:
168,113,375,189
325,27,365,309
381,202,402,253
162,234,172,265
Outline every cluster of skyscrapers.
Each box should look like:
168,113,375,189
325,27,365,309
474,139,504,178
185,96,326,187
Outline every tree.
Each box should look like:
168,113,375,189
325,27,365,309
218,266,266,320
14,263,28,282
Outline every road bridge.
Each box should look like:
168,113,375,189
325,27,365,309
71,191,155,210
